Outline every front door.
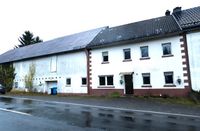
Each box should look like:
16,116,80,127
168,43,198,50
124,75,133,94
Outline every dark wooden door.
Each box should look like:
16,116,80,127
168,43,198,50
124,75,133,94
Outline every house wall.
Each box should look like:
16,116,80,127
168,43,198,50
13,51,87,94
90,36,188,96
187,31,200,91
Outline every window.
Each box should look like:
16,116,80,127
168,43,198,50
99,76,106,85
107,76,113,85
102,51,109,63
123,48,131,60
50,56,57,72
82,77,87,86
164,72,173,84
66,78,71,86
142,73,150,85
140,46,149,58
99,75,114,86
162,43,172,55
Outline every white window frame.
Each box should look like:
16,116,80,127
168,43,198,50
102,51,109,63
98,75,114,87
66,78,71,87
140,46,149,58
162,42,172,56
142,73,151,86
123,48,131,60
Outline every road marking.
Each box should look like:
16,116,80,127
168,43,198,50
1,95,200,118
0,107,31,116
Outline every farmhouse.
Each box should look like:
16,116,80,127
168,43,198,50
0,6,199,96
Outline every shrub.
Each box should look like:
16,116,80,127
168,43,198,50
109,92,121,98
25,63,35,92
0,63,15,92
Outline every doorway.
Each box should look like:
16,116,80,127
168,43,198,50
124,75,133,94
46,81,57,94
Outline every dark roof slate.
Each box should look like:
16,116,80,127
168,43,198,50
88,15,180,48
173,6,200,29
0,27,105,63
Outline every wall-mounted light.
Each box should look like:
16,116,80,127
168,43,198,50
177,76,181,85
120,74,123,85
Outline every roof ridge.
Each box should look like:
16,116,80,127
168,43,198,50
109,15,172,29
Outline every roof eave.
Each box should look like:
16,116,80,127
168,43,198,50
88,31,182,49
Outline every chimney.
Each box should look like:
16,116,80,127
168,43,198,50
165,10,171,16
173,7,182,13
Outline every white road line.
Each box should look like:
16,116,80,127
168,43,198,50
1,95,200,118
0,107,31,116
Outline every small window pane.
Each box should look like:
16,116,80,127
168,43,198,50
162,43,171,55
102,52,109,62
141,46,149,57
124,49,131,60
107,76,113,85
164,72,173,84
99,76,105,85
82,78,87,85
66,78,71,85
142,73,150,84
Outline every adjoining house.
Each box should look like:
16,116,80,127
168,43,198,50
0,27,105,94
173,6,200,92
0,6,199,96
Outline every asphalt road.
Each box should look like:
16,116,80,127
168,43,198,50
0,96,200,131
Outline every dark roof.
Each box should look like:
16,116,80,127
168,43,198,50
173,6,200,29
0,27,105,63
88,15,181,48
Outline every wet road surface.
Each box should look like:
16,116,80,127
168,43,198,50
0,96,200,131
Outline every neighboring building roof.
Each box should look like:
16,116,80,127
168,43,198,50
173,6,200,29
0,27,105,63
88,15,181,48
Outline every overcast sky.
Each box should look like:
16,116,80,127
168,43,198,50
0,0,199,54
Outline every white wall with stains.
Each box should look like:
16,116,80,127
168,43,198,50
187,32,200,91
13,51,87,94
90,36,185,94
